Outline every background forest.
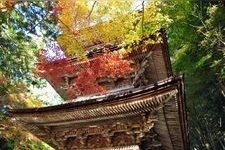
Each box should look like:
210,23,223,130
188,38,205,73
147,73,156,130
0,0,225,149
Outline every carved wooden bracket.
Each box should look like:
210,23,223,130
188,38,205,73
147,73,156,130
49,112,160,149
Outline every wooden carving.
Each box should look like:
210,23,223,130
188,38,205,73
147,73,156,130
48,112,159,149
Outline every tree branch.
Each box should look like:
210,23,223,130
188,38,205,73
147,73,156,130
57,17,72,32
141,1,145,37
191,13,208,31
85,1,96,23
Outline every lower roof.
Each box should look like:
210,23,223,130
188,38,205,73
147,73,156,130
8,75,188,150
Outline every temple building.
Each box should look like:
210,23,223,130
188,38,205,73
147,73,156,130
8,31,188,150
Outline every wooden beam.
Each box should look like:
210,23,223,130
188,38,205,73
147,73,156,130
132,50,153,87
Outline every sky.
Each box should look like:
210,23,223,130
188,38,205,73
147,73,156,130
29,82,63,105
28,35,63,105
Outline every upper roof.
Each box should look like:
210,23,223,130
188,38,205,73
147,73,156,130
41,30,173,100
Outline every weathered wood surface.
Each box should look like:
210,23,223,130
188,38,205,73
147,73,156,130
9,76,187,150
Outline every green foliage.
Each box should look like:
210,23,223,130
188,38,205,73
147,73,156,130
0,1,57,149
0,136,53,150
0,138,14,150
0,1,58,94
160,1,225,149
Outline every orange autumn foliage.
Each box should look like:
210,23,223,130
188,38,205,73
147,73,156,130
34,49,133,97
0,0,15,11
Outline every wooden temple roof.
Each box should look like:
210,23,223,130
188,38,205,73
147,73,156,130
43,30,173,100
8,75,188,150
8,30,188,149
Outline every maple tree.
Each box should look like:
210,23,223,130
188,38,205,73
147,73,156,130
0,0,15,11
48,0,168,57
35,48,133,97
34,0,170,97
53,0,134,57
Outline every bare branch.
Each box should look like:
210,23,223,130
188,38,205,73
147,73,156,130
141,1,145,37
191,13,208,31
57,17,72,32
85,1,96,23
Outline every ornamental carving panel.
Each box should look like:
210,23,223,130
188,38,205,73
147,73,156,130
64,137,83,150
49,113,159,149
111,132,135,146
86,134,109,148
